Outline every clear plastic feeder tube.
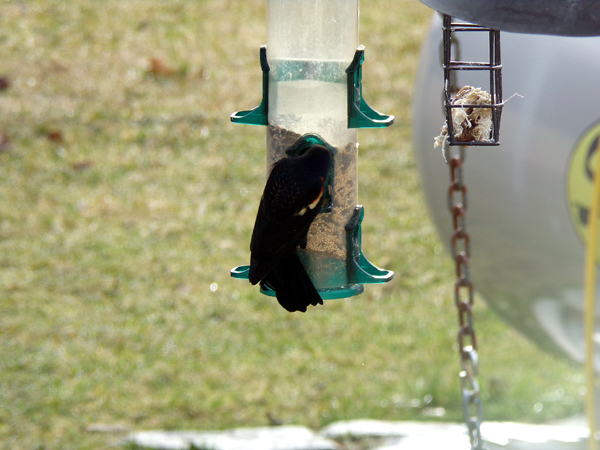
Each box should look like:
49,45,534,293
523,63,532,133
266,0,360,290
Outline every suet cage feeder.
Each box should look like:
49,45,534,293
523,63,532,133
230,0,393,299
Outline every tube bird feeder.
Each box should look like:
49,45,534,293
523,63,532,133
231,0,393,300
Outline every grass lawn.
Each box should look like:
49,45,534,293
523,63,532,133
0,1,586,449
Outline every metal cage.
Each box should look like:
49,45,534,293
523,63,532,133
442,14,503,146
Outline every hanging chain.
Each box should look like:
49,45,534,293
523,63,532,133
440,14,502,449
446,143,485,450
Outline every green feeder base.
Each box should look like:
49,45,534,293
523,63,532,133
260,280,365,300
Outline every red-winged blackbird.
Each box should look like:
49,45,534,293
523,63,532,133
249,145,331,312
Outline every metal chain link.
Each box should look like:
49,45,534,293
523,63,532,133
446,143,485,450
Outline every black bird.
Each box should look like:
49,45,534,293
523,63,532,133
249,145,331,312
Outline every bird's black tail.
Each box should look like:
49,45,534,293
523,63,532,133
260,251,323,313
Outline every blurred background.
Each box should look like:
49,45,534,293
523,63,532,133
0,1,587,449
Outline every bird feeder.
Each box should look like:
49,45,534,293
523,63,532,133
230,0,393,299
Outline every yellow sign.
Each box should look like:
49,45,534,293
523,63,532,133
567,121,600,257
